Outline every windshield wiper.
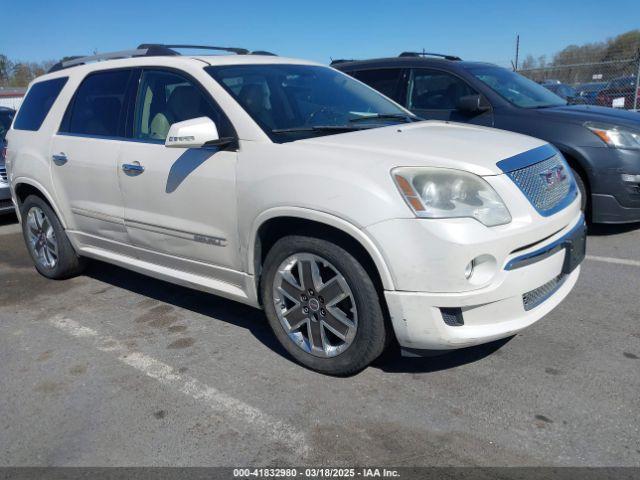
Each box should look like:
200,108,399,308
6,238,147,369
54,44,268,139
349,113,418,123
272,125,366,133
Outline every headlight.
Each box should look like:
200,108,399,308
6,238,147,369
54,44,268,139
392,167,512,227
585,122,640,150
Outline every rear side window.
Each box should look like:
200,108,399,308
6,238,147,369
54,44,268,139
13,77,68,131
63,69,132,137
409,69,477,110
351,69,405,103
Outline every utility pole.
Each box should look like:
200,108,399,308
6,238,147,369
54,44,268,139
514,34,520,71
634,48,640,111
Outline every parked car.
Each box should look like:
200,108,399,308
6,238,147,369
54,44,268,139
575,82,607,105
334,53,640,223
541,82,586,104
1,106,16,214
596,76,639,110
6,45,584,374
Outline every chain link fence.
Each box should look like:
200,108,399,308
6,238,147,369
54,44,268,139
517,53,640,111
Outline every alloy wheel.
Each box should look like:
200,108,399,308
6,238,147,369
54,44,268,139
272,253,358,358
26,206,58,269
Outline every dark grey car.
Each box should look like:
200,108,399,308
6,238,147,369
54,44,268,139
334,53,640,224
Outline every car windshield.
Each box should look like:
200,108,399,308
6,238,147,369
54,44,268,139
206,64,415,142
607,77,636,89
578,82,606,93
0,111,14,140
467,66,567,108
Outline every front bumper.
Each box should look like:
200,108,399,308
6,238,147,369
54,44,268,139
580,146,640,223
385,266,579,351
591,194,640,224
369,207,584,351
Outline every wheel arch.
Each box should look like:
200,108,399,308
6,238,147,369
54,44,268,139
554,145,591,188
248,208,395,297
13,178,67,228
554,145,591,216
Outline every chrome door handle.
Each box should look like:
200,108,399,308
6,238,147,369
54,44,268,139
122,162,145,175
52,153,68,165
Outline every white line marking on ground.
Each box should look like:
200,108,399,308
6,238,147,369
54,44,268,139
586,255,640,267
48,315,309,456
0,224,21,236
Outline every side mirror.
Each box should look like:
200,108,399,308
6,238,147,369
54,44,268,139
165,117,234,149
456,94,491,113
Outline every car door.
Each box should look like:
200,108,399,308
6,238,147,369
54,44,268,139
349,68,407,104
407,68,493,126
118,68,241,280
50,69,134,246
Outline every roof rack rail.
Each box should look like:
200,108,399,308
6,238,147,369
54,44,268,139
48,43,276,73
137,43,250,55
329,59,356,66
399,51,462,61
251,50,277,56
48,49,150,72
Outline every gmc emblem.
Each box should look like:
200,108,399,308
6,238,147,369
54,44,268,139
540,165,567,187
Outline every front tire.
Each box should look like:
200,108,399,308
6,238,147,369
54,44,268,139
261,235,388,375
20,195,86,279
571,167,588,213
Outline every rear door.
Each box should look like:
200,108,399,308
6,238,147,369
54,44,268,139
349,68,407,104
118,68,241,278
50,69,134,246
408,68,493,125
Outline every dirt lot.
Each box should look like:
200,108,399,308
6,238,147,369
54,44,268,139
0,213,638,467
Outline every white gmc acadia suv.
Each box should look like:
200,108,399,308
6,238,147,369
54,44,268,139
5,45,585,375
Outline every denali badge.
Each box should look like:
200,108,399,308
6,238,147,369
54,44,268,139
193,234,227,247
539,165,567,187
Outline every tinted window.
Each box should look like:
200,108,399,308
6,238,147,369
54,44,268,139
351,69,404,102
0,110,14,139
206,64,412,143
409,69,476,110
134,70,232,141
13,77,67,131
64,70,132,137
469,66,566,108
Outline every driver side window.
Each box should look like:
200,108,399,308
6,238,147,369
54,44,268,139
134,70,232,142
409,69,476,110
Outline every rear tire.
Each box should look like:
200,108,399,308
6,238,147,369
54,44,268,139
261,235,388,376
20,195,86,279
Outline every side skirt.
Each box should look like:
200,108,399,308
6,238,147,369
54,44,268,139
67,230,261,308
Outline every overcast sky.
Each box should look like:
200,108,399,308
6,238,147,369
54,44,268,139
3,0,638,66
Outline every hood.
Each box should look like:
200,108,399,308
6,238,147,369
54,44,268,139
296,121,546,176
534,105,640,130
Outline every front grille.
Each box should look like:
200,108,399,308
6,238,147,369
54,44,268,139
522,274,567,311
0,164,7,183
0,199,14,210
506,155,573,215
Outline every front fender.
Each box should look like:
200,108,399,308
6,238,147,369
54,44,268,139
246,206,395,290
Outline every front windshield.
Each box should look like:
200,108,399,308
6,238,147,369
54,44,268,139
468,66,567,108
206,64,415,142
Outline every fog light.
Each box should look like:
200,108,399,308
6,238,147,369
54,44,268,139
464,260,475,279
621,174,640,183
